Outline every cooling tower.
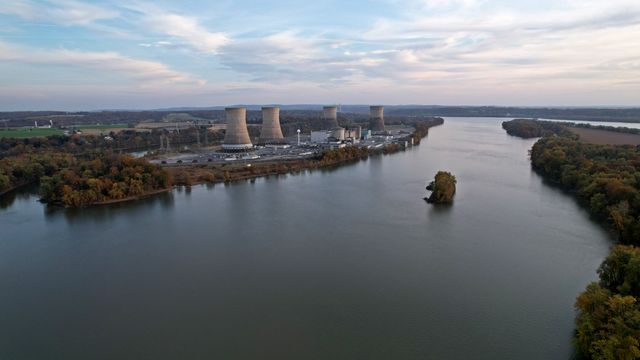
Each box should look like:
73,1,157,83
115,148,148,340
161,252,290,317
322,106,339,129
369,106,385,132
223,107,253,151
259,106,285,144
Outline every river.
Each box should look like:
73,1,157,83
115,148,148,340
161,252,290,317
0,117,612,359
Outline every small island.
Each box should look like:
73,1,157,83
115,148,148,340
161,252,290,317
425,171,456,204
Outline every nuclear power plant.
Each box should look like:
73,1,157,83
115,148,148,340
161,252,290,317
258,106,285,145
322,106,339,129
369,106,385,133
223,107,253,151
156,103,420,164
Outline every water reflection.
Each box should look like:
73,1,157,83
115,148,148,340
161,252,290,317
0,185,39,210
43,192,175,224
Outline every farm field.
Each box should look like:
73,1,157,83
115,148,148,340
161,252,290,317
0,128,63,138
570,127,640,145
0,124,131,138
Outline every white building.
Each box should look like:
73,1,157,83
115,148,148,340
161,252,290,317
311,131,330,143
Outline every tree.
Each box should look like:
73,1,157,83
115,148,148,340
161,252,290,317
426,171,457,204
576,246,640,359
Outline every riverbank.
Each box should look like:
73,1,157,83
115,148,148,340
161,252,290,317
166,119,442,187
92,187,173,205
502,118,640,359
0,181,31,197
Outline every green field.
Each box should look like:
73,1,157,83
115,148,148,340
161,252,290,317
0,128,64,138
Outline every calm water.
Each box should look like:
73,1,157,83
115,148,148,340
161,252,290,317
0,117,611,359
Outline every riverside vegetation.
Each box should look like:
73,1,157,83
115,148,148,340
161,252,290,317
425,171,456,204
502,118,640,359
0,152,171,206
0,118,442,207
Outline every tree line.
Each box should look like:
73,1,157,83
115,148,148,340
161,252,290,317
502,118,574,138
502,118,640,359
0,128,224,158
502,118,640,139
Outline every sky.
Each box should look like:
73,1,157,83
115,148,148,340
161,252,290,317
0,0,639,110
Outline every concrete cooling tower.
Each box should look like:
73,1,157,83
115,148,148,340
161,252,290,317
322,106,339,129
223,107,253,151
259,106,285,144
369,106,385,132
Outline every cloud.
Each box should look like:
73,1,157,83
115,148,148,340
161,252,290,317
422,0,482,9
124,4,229,54
0,41,205,86
1,0,639,107
0,0,118,26
218,31,337,81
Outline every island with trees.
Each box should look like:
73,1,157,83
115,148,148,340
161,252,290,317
425,171,456,204
1,118,443,207
501,118,574,138
502,118,640,358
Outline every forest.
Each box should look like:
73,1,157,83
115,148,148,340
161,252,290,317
40,154,170,207
0,152,76,195
0,151,171,207
575,246,640,359
530,135,640,244
502,118,574,138
502,118,640,359
502,118,640,140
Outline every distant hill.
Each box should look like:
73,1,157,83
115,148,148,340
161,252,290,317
1,106,639,128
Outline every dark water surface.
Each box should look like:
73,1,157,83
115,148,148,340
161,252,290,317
0,118,611,359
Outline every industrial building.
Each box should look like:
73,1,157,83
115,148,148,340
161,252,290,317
369,105,385,133
258,106,285,145
311,131,330,143
222,107,253,151
322,106,339,129
345,126,361,143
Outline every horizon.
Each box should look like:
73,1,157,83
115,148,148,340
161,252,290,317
3,104,640,113
1,0,640,110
